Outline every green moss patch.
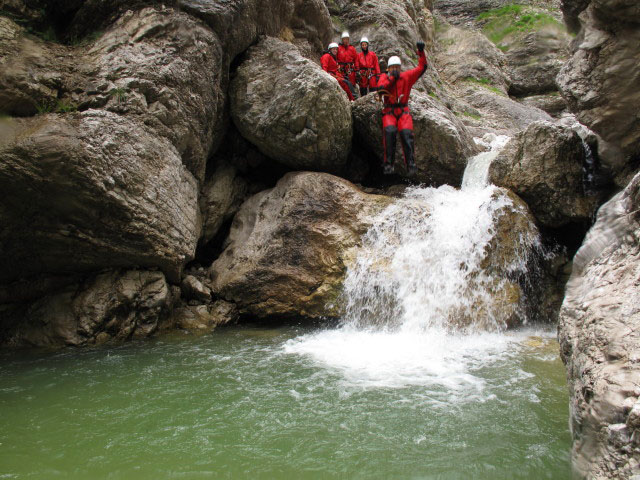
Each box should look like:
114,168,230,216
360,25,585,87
476,4,564,49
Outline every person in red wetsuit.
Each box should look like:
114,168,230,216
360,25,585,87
356,37,380,97
321,42,354,101
337,31,358,99
376,41,428,176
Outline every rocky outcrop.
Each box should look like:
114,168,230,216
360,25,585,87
1,270,176,347
327,0,434,70
174,300,238,333
434,24,510,94
557,0,640,182
352,93,477,186
0,111,200,284
504,27,570,97
488,121,600,227
200,160,249,246
209,172,393,319
0,9,224,181
558,171,640,479
230,36,352,172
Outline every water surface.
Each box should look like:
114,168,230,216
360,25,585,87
0,325,570,479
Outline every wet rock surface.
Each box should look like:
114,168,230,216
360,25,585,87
209,172,392,319
488,121,600,228
0,111,200,284
558,171,640,479
557,0,640,177
0,270,175,348
230,36,352,172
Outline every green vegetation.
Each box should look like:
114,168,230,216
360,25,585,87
428,91,439,100
36,99,78,114
462,111,482,120
463,77,505,96
476,4,563,50
110,87,127,103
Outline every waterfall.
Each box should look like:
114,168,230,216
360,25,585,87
284,135,543,391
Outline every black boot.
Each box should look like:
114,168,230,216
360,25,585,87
400,129,418,176
383,126,398,174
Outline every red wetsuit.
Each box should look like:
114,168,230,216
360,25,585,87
356,50,380,90
376,50,428,171
337,44,358,87
321,52,355,101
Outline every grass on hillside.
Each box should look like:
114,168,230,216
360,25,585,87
477,4,563,50
463,77,505,96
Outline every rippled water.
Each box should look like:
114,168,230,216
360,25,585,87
0,325,570,479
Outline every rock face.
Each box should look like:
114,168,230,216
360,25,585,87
557,0,640,177
488,121,600,227
174,300,238,333
1,270,175,347
558,171,640,479
435,24,510,94
327,0,434,71
230,36,352,172
0,111,200,284
209,172,393,319
200,160,249,246
352,93,477,186
0,8,224,182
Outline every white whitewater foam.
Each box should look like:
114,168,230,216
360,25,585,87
285,134,542,393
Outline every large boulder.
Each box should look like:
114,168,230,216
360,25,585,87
434,24,510,95
209,172,393,319
0,9,224,182
0,111,200,284
0,270,175,348
558,171,640,479
557,0,640,179
488,121,601,227
230,36,352,172
352,92,477,186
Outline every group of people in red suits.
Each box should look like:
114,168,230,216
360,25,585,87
321,32,428,176
320,32,380,101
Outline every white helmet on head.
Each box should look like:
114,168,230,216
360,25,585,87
360,36,369,44
328,42,339,50
388,56,402,67
341,31,350,39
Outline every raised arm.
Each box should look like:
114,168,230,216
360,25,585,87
404,42,428,86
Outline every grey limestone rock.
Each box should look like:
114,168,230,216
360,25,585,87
557,0,640,179
558,171,640,479
1,270,175,347
488,121,601,228
230,36,352,172
0,111,200,284
209,172,393,319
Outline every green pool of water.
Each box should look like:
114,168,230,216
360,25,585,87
0,325,571,479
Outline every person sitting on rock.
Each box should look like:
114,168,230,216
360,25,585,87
376,41,428,176
356,37,380,97
337,31,358,99
321,42,355,101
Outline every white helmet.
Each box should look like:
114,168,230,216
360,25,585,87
328,42,339,50
341,31,350,39
360,37,369,44
388,56,402,67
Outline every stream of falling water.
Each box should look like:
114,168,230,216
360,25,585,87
284,134,544,393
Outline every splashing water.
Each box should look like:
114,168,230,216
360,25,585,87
285,135,544,392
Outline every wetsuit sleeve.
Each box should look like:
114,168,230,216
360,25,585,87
321,54,334,76
404,51,428,87
377,73,396,91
